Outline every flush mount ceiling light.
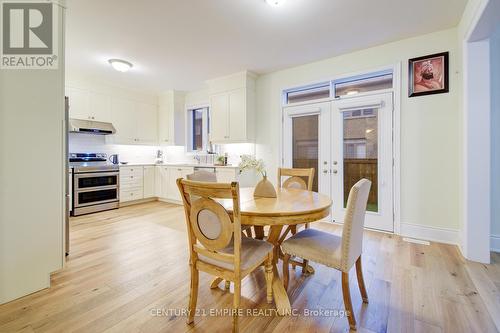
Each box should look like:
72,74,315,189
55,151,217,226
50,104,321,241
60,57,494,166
266,0,286,7
108,59,133,72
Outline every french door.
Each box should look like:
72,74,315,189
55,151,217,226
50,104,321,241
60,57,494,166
283,102,331,197
283,93,394,232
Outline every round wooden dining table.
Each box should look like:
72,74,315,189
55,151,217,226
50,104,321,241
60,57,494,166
217,187,332,315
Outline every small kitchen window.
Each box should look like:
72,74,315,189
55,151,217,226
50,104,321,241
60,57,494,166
187,107,210,152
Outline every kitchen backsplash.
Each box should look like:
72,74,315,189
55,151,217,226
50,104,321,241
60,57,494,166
69,133,256,166
69,134,158,163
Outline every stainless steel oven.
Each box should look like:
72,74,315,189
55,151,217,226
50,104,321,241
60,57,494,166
70,153,120,216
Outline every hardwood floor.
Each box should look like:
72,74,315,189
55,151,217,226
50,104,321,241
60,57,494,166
0,201,497,333
465,252,500,332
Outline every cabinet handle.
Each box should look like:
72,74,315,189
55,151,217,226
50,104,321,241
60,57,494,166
130,176,134,178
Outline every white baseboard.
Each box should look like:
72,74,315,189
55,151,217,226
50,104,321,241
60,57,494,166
400,223,459,245
491,234,500,253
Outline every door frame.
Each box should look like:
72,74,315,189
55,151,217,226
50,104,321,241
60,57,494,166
279,63,402,235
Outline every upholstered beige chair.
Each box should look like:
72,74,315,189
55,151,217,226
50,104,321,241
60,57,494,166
281,178,372,330
177,179,274,333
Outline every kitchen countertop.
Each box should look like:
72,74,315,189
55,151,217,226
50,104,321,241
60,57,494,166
118,163,240,169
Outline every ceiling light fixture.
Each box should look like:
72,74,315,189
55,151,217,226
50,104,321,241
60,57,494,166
266,0,286,7
108,59,133,72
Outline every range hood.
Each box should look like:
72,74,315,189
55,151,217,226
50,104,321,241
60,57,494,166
69,119,116,135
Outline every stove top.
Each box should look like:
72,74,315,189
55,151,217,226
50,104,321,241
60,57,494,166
69,153,119,173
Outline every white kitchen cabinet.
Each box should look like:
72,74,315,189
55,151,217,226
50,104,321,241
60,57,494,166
136,103,158,144
158,91,185,146
67,87,90,120
207,71,255,143
158,166,170,199
166,166,194,202
143,166,155,198
209,92,229,142
109,98,158,145
67,87,112,122
154,166,163,197
110,98,137,144
216,168,238,183
119,166,144,202
89,91,112,123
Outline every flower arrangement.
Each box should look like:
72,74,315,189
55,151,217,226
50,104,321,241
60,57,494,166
238,154,266,178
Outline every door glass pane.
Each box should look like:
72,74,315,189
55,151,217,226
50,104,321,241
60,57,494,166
292,115,318,191
343,109,378,212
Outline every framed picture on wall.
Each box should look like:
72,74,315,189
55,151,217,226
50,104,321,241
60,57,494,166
408,52,449,97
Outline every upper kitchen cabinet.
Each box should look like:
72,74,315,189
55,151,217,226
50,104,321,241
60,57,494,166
109,98,158,145
207,71,256,143
158,90,185,146
136,102,158,144
89,92,112,123
66,87,111,122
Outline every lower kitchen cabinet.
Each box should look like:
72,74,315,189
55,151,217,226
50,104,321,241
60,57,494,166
166,167,194,201
120,165,250,206
119,166,144,203
143,166,155,198
215,168,238,183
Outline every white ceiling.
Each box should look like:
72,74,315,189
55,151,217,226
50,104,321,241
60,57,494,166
66,0,468,93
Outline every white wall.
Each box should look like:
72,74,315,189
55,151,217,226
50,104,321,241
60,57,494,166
255,28,461,232
0,4,65,304
491,25,500,250
185,88,209,107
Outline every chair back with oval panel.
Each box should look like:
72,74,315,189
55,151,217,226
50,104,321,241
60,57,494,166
277,167,315,191
177,178,274,332
178,179,242,272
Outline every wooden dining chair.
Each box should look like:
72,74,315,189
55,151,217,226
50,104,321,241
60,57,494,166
177,179,274,333
186,170,217,182
277,167,315,231
276,167,315,272
277,167,315,192
187,170,251,291
281,178,372,330
188,171,253,232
